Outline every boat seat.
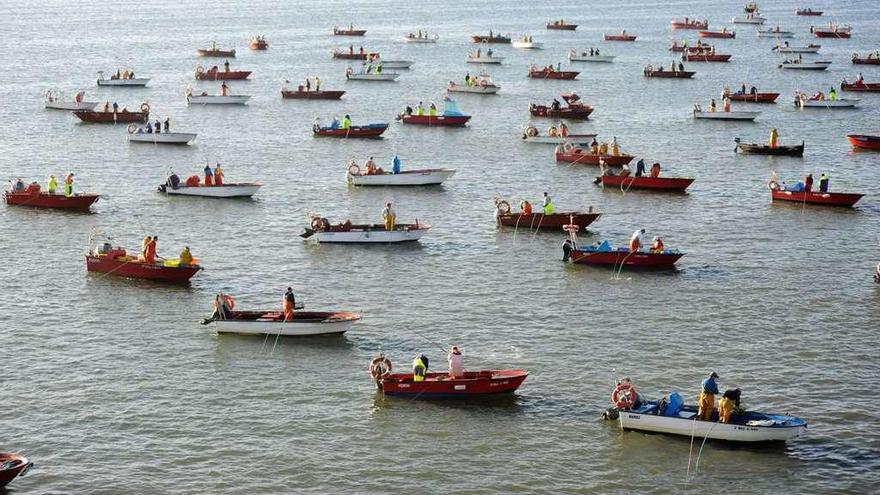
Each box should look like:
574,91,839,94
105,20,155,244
678,411,697,419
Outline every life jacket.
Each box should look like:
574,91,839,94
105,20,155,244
412,355,427,382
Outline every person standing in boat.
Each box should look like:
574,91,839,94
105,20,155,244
164,118,170,133
283,287,296,321
819,173,830,192
154,119,162,134
429,102,437,117
718,388,742,423
341,114,352,130
828,87,838,101
47,174,58,195
223,60,230,72
804,173,814,192
629,229,645,252
220,82,230,96
650,162,661,178
542,192,554,215
635,159,646,177
203,163,213,186
145,236,158,264
179,246,193,266
698,371,720,421
708,98,717,112
769,128,779,148
392,155,401,174
315,76,321,91
412,354,428,382
305,77,311,92
382,202,396,231
448,346,464,378
63,172,74,197
214,163,224,186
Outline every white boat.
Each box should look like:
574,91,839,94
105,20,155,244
44,90,97,111
795,93,859,108
772,44,820,53
160,183,262,198
128,126,197,145
512,37,543,49
186,92,251,105
97,77,150,87
447,73,499,94
466,54,504,64
757,29,794,38
402,33,438,43
779,59,831,70
693,108,760,120
373,60,414,69
302,218,431,243
522,134,597,145
347,167,456,186
732,15,766,24
568,50,615,63
345,67,400,81
210,310,361,336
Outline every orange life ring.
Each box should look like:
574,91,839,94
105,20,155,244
611,383,637,409
348,163,361,175
369,356,393,379
563,143,574,153
222,294,235,310
140,102,150,113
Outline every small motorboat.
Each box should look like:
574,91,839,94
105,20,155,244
466,51,504,64
345,66,400,81
471,33,511,43
522,125,596,145
402,32,438,43
85,237,202,282
332,49,378,60
197,45,236,57
398,98,470,126
313,122,388,138
511,36,543,49
529,102,593,120
448,73,499,94
563,237,684,269
568,49,615,62
597,174,694,192
797,8,823,16
555,148,634,166
682,52,731,62
603,32,637,41
44,90,97,111
371,59,414,69
693,107,759,120
644,66,695,78
852,54,880,65
249,35,268,50
158,173,261,198
732,15,766,24
840,79,880,92
0,453,33,488
96,71,149,87
347,162,456,186
724,90,780,103
735,137,804,156
757,28,794,38
671,18,708,30
547,20,577,30
528,66,579,80
127,125,196,145
186,91,250,105
207,305,360,336
74,104,150,123
811,24,851,38
494,201,602,230
795,91,859,108
698,30,735,38
4,181,100,211
333,26,366,36
369,356,528,398
281,85,345,99
772,43,820,53
847,134,880,150
602,381,806,442
302,216,430,243
194,64,251,80
769,181,863,207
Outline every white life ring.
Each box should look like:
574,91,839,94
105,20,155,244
563,143,574,153
497,200,511,214
479,79,488,87
140,102,150,113
127,124,138,134
196,64,205,74
526,126,538,137
768,180,778,190
348,163,360,175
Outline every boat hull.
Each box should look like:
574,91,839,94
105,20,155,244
334,29,366,36
45,100,98,111
547,23,577,30
736,141,804,156
617,407,806,442
852,58,880,65
85,255,201,282
529,104,593,119
644,70,695,78
0,454,32,488
604,34,637,41
348,169,456,186
728,92,779,103
346,73,399,81
568,55,615,62
197,49,236,57
313,124,388,138
841,82,880,92
164,184,261,198
186,95,250,105
773,45,820,53
333,52,376,60
698,31,735,38
847,134,880,150
528,70,579,80
129,132,197,144
771,190,863,207
97,78,150,87
671,21,709,30
570,248,683,268
814,31,850,39
281,90,346,99
511,41,543,49
399,114,470,126
195,70,251,81
471,35,510,43
683,54,731,62
757,31,794,38
600,175,694,191
467,56,504,64
780,61,831,70
213,311,360,336
74,110,149,123
522,134,596,145
312,226,430,243
497,212,601,230
694,111,759,120
4,191,100,210
556,152,634,166
378,370,528,398
797,99,858,108
447,84,499,94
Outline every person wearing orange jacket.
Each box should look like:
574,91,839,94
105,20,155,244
145,236,157,264
282,287,296,321
64,172,75,197
213,163,224,186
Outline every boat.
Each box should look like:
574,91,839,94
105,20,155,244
302,216,430,243
693,108,759,120
735,138,804,156
852,54,880,65
495,203,602,230
769,181,863,207
402,32,438,43
602,382,807,442
522,125,596,145
345,67,400,81
527,66,579,80
44,90,97,111
447,73,499,94
644,66,695,78
811,24,851,38
73,106,150,123
778,59,831,70
197,46,235,57
698,30,735,38
127,125,197,145
206,303,361,336
186,90,250,105
840,79,880,92
511,36,543,49
795,91,859,108
744,1,758,13
724,90,780,103
158,173,261,198
370,355,528,398
0,453,33,488
5,183,100,211
466,51,504,64
397,98,470,126
757,28,794,38
772,43,820,53
313,121,388,138
555,148,634,166
332,49,377,60
470,33,511,44
96,71,149,87
797,8,823,16
371,59,414,69
85,238,202,282
547,20,577,31
847,134,880,150
732,15,766,24
249,35,268,50
529,99,594,119
333,26,366,36
347,163,456,186
565,242,684,269
597,174,694,192
567,49,615,62
603,32,637,41
281,83,345,99
682,52,731,62
194,64,251,80
671,19,708,30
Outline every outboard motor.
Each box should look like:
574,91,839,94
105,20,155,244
168,173,180,189
562,239,574,262
602,408,619,421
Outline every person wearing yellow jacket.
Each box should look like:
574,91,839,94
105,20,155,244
769,128,779,148
382,202,396,231
179,246,193,266
698,372,720,421
412,354,428,382
718,388,741,423
64,172,74,197
47,175,58,194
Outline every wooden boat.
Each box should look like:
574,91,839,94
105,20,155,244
345,68,399,81
555,150,634,166
496,210,602,230
795,93,859,108
86,253,202,282
44,90,96,111
467,53,504,64
725,91,780,103
735,138,804,156
547,20,577,30
371,357,528,398
773,43,820,53
398,114,471,126
693,109,759,120
604,33,637,41
840,80,880,92
757,28,794,38
0,453,32,488
698,30,735,38
302,219,431,243
812,25,851,38
770,187,863,207
568,51,615,62
186,93,250,105
197,47,235,57
332,50,377,60
194,65,251,80
74,109,149,123
671,19,708,30
682,53,731,62
127,126,197,145
209,309,361,336
281,88,345,99
4,189,100,210
470,34,511,43
249,36,268,50
847,134,880,150
644,67,695,78
511,37,543,49
852,55,880,65
158,181,261,198
567,245,684,268
732,15,766,24
313,123,388,138
96,74,150,87
347,166,456,186
527,67,579,80
401,33,438,43
529,102,593,119
797,8,822,16
334,27,366,36
598,175,694,191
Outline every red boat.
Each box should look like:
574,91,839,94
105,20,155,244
812,26,851,38
313,123,388,138
5,190,100,210
604,33,637,41
847,134,880,150
547,21,578,31
397,114,470,126
332,50,377,60
194,66,251,81
0,453,32,488
671,19,709,30
556,150,634,166
771,189,863,207
528,68,579,80
529,103,593,119
683,53,731,62
333,27,366,36
726,92,780,103
598,175,694,192
370,357,528,398
496,209,602,230
698,30,735,38
85,249,202,282
470,34,511,43
249,37,268,50
852,55,880,65
74,109,149,123
797,9,823,16
567,246,684,269
197,48,235,57
281,89,346,99
840,81,880,92
644,67,695,78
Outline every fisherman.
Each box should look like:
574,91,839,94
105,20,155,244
828,87,838,101
429,102,437,117
464,72,471,85
283,287,296,321
47,174,58,194
650,162,661,178
305,77,311,91
141,236,152,259
330,116,340,129
559,122,569,137
520,200,533,215
412,354,428,382
154,119,162,134
709,98,717,112
416,101,424,116
651,236,665,252
769,128,779,148
203,163,213,186
542,192,554,215
819,173,829,192
341,114,351,129
698,371,720,421
146,121,153,134
364,157,377,175
315,76,321,91
630,228,645,252
635,159,646,177
590,138,599,155
550,98,561,112
213,292,232,320
213,163,224,186
179,246,193,266
804,173,814,192
718,389,740,423
610,136,620,156
392,155,401,174
164,118,170,133
64,172,74,197
722,96,731,112
448,346,464,378
382,202,396,231
220,82,229,96
112,101,119,114
145,236,158,264
619,163,631,178
678,61,684,72
224,59,230,72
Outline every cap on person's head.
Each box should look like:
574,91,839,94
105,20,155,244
451,346,459,352
185,246,189,249
640,228,646,233
710,371,719,379
287,287,292,291
385,202,391,206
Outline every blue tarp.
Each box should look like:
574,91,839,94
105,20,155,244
664,391,684,417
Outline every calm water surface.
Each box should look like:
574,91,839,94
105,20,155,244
1,0,879,493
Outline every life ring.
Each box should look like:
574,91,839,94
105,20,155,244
140,102,150,113
369,356,393,379
497,200,511,214
526,126,538,137
611,382,637,409
196,64,205,74
310,217,330,231
348,163,360,175
563,224,579,233
127,123,138,134
479,79,488,88
563,143,574,153
768,180,778,190
222,294,235,309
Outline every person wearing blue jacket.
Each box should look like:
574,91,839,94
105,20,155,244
392,156,401,174
698,372,720,421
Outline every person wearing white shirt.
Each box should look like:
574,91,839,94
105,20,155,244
448,346,464,378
